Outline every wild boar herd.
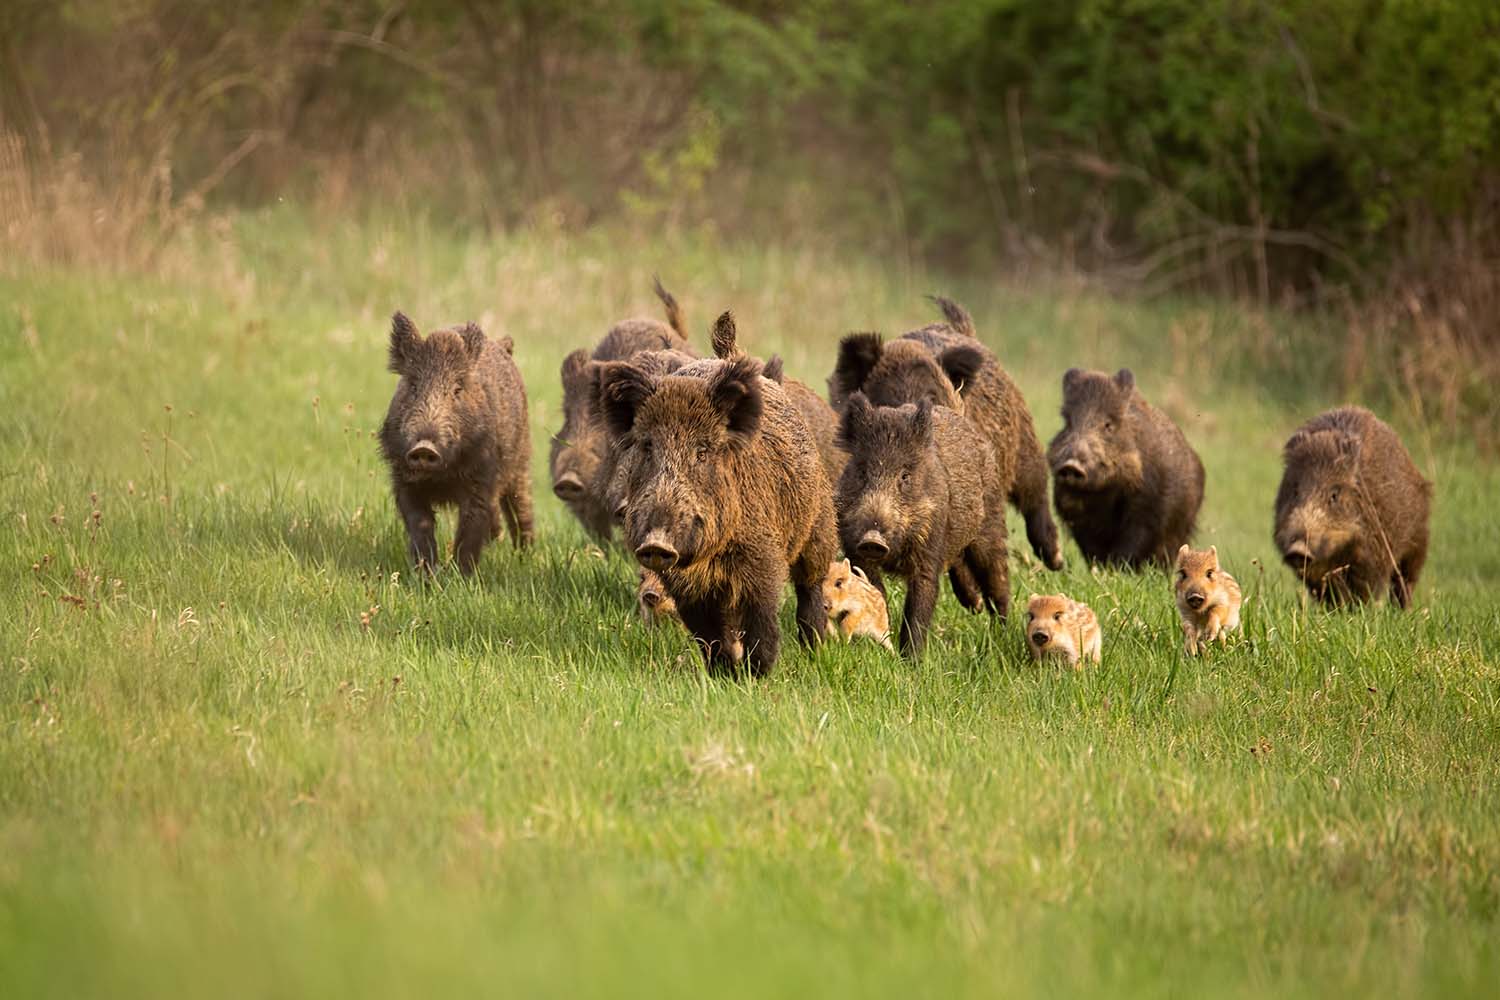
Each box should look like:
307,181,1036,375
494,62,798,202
379,284,1433,675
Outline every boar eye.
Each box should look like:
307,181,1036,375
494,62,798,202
452,382,464,398
1329,487,1341,504
1103,420,1114,433
640,439,654,457
899,470,911,486
696,444,710,462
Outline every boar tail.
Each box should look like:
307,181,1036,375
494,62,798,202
711,310,742,360
929,295,976,337
654,276,689,341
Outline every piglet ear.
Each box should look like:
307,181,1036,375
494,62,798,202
708,355,764,444
832,333,883,403
459,323,486,362
1208,545,1218,561
597,362,656,438
1177,543,1190,563
389,312,420,373
839,391,875,449
851,564,869,583
1114,368,1136,392
939,343,986,397
711,310,739,360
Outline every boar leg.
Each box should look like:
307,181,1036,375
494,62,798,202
1106,511,1158,569
947,563,983,612
898,559,943,658
396,489,439,574
453,498,495,575
963,514,1011,621
501,481,536,547
739,595,783,678
676,600,736,672
1011,439,1064,570
1391,550,1424,609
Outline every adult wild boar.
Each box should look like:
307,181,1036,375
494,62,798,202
836,392,1009,656
1047,367,1203,569
379,312,533,574
598,336,837,675
550,279,694,539
829,296,1062,570
1274,406,1430,607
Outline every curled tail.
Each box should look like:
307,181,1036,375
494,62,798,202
928,295,976,337
654,276,689,341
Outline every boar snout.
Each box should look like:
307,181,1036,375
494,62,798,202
405,440,443,472
640,586,664,609
1030,630,1050,647
855,530,890,562
1185,591,1206,610
636,531,679,572
552,471,586,501
1055,458,1087,483
1282,538,1312,567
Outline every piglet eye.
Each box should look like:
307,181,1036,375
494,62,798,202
1206,569,1215,580
1177,570,1186,580
835,580,843,589
1054,612,1063,622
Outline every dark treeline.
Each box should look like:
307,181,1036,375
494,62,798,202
3,1,1498,316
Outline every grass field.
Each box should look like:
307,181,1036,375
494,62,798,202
2,209,1497,998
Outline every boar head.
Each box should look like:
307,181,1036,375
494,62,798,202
829,333,985,414
597,348,764,573
1048,368,1145,492
550,349,606,504
383,312,490,480
835,393,941,568
1274,428,1364,578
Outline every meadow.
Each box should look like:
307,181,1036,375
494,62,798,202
1,208,1497,998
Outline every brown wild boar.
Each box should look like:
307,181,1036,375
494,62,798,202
550,279,694,540
829,296,1063,571
1274,406,1431,607
1047,368,1204,568
1174,544,1243,654
711,312,845,485
836,392,1009,656
379,312,533,574
598,339,838,675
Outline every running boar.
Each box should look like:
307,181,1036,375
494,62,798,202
836,392,1009,657
598,342,838,675
1174,544,1243,654
550,279,694,540
829,296,1063,570
1273,406,1431,607
822,558,894,651
379,312,533,574
1047,368,1204,568
1024,594,1102,667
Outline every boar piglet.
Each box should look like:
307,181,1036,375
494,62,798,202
836,392,1009,657
829,296,1063,570
599,344,838,676
380,312,533,574
1047,368,1204,568
549,279,695,541
1273,406,1430,607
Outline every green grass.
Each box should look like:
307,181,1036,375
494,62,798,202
1,208,1497,998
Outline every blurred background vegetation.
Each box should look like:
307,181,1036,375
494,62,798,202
2,0,1497,438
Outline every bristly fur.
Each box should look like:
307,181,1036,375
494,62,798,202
1047,366,1203,568
835,391,1009,656
1273,405,1430,607
711,310,739,360
654,276,689,341
827,297,1062,570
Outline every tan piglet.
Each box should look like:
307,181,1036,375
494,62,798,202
1025,593,1102,667
1174,544,1242,654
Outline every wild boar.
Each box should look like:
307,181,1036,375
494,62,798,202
829,296,1062,570
598,342,838,675
550,279,694,540
1024,594,1102,667
1047,368,1204,568
1273,406,1431,607
836,392,1009,656
1174,544,1243,654
379,312,533,574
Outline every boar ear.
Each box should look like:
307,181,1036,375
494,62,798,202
911,399,935,441
939,343,985,397
839,391,875,449
711,310,738,360
389,312,421,373
459,323,486,363
496,334,515,356
708,355,764,444
763,354,785,384
832,333,883,401
1062,367,1084,394
597,362,656,438
561,348,590,387
1114,368,1136,392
